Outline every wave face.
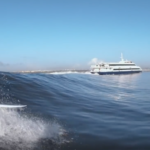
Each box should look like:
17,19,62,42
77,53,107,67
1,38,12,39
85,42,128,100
0,71,150,150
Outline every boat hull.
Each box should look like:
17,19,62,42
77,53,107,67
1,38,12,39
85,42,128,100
91,71,142,75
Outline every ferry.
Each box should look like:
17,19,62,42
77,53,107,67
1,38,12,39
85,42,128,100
91,54,142,75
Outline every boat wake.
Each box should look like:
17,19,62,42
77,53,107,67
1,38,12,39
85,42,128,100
0,109,66,150
49,71,79,75
48,71,92,75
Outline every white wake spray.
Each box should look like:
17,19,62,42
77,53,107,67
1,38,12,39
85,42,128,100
0,109,66,150
48,71,92,75
49,71,78,75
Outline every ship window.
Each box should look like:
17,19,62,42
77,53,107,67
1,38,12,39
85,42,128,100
109,64,135,66
113,68,139,70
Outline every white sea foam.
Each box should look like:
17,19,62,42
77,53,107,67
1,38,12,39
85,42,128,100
84,71,92,74
49,71,94,75
49,71,79,75
0,109,65,150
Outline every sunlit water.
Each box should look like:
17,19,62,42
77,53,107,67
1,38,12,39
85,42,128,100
0,71,149,150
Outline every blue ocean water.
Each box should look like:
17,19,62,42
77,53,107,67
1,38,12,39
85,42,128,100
0,71,150,150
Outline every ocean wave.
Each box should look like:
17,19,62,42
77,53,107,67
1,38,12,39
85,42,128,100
0,71,148,150
0,109,66,150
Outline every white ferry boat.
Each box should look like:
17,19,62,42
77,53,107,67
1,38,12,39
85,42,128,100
91,54,142,75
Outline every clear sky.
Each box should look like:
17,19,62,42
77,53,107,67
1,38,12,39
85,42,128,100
0,0,150,71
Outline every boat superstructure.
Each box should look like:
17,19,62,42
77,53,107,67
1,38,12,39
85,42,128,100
91,54,142,75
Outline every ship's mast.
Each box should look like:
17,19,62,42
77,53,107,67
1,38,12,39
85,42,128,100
121,53,124,62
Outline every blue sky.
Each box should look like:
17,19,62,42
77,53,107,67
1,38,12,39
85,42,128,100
0,0,150,71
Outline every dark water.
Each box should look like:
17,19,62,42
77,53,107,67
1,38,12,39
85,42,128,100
0,71,150,150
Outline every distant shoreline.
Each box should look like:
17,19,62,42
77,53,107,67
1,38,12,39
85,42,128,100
16,69,150,73
18,70,89,73
142,69,150,72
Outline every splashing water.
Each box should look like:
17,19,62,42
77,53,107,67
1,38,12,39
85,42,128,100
0,109,66,150
49,71,79,75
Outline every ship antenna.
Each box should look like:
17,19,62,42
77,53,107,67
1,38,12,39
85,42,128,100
121,53,124,61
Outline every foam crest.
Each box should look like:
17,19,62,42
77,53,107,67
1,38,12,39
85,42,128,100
0,109,66,150
49,71,93,75
49,71,78,75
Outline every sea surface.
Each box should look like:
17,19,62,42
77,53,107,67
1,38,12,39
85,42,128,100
0,71,150,150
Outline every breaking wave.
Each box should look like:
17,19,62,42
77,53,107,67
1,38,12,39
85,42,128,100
0,109,66,150
49,71,79,75
47,71,92,75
